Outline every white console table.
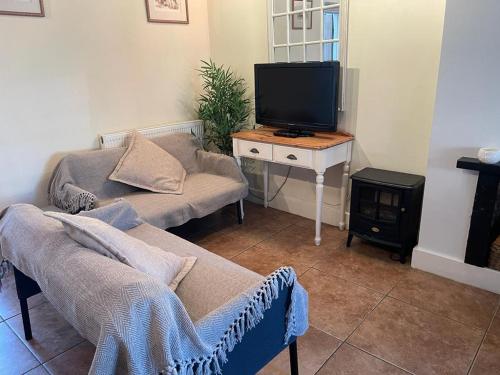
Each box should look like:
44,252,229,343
232,126,354,246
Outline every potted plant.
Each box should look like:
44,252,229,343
197,60,251,156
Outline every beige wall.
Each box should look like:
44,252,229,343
208,0,446,225
345,0,446,176
207,0,269,121
413,0,500,292
0,0,210,208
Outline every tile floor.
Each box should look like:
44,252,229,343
1,201,499,374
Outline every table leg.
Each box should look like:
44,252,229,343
315,172,325,246
339,161,350,231
235,156,245,218
263,161,269,208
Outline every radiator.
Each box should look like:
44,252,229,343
99,120,204,149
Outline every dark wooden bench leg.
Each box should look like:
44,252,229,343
289,340,299,375
236,201,243,225
19,298,33,340
13,267,41,341
347,233,354,247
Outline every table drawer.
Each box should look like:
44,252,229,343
273,145,313,168
237,140,273,160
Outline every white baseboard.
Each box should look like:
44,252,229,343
412,246,500,294
247,187,342,227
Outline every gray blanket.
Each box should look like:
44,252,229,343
0,204,308,375
48,133,248,224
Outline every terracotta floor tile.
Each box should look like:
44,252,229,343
300,269,383,340
488,309,500,337
314,242,409,294
469,331,500,375
232,245,311,277
258,326,341,375
25,365,50,374
196,221,283,259
44,341,95,375
0,272,47,320
317,343,409,375
7,302,85,363
0,322,40,375
389,269,499,329
348,297,484,374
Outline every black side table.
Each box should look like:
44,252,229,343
347,168,425,263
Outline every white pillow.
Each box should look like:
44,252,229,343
44,211,196,291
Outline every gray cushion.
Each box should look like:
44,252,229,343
44,211,196,291
109,132,186,194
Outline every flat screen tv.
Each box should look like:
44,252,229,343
254,61,340,136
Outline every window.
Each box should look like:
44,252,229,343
267,0,349,109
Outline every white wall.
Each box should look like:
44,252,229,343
207,0,445,225
0,0,210,208
413,0,500,292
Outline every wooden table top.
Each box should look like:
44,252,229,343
231,126,354,150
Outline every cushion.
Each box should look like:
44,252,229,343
78,198,144,231
44,211,196,291
109,131,186,194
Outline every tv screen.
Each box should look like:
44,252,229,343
254,61,339,132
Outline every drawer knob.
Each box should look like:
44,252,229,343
371,227,380,233
250,148,260,154
401,207,406,213
287,154,297,160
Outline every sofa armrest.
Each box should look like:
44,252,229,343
49,183,97,214
196,150,247,183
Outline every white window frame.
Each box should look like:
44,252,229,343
267,0,349,110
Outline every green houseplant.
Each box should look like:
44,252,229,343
197,60,251,156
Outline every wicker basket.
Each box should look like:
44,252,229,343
489,236,500,271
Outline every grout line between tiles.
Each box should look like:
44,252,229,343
308,265,402,296
228,222,297,260
40,339,89,368
313,340,345,374
345,342,415,375
4,322,42,368
466,299,500,375
5,310,86,365
383,295,488,334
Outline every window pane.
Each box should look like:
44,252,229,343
323,42,339,61
323,0,340,6
273,16,288,45
306,0,321,8
273,0,287,14
289,14,304,43
289,45,304,62
291,0,305,11
306,43,321,61
274,47,288,62
305,10,320,42
323,9,339,40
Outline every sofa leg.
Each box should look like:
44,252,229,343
289,340,299,375
19,298,33,341
236,202,243,225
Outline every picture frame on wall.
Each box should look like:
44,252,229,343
145,0,189,24
291,0,313,30
0,0,44,17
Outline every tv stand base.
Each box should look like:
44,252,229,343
273,129,315,138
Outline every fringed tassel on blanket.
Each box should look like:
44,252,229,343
0,259,11,291
50,190,96,214
166,266,307,375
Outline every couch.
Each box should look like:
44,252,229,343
0,204,307,374
48,133,248,229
